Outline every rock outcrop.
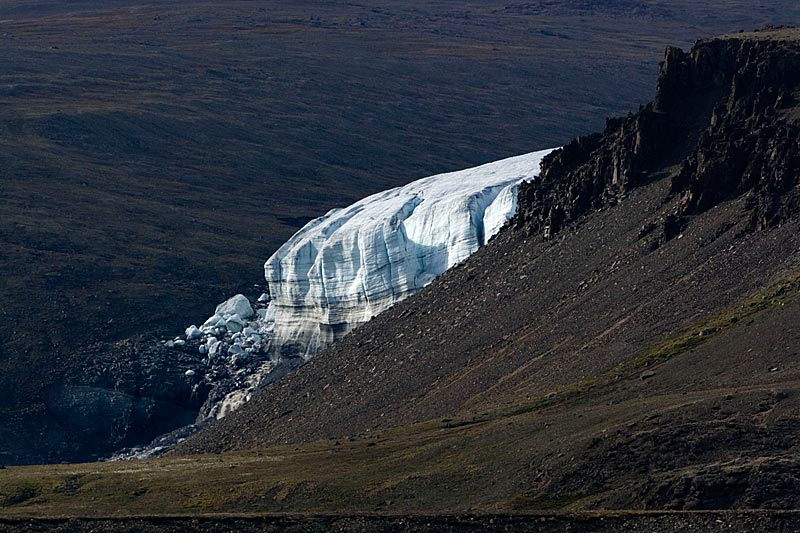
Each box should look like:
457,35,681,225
515,29,800,242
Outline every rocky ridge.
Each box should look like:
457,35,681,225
516,29,800,243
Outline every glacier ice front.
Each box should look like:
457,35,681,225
264,148,554,359
166,149,554,424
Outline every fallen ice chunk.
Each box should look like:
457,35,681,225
228,344,245,356
215,294,254,319
225,314,245,333
185,325,202,340
203,314,225,328
208,340,222,357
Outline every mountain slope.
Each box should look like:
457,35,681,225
4,186,799,516
0,28,799,520
167,29,800,510
8,0,798,466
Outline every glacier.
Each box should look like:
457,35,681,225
132,148,554,447
113,148,553,459
205,149,555,418
263,148,555,361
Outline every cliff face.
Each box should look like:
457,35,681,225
259,150,553,363
515,30,800,241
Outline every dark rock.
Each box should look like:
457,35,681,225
514,36,800,243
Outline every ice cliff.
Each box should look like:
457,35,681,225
175,149,555,424
262,149,553,359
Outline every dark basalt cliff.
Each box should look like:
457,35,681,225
516,29,800,241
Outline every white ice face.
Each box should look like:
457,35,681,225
169,149,554,427
261,148,555,359
117,148,557,462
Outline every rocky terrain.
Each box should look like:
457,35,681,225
0,30,796,527
165,28,800,510
2,0,798,466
